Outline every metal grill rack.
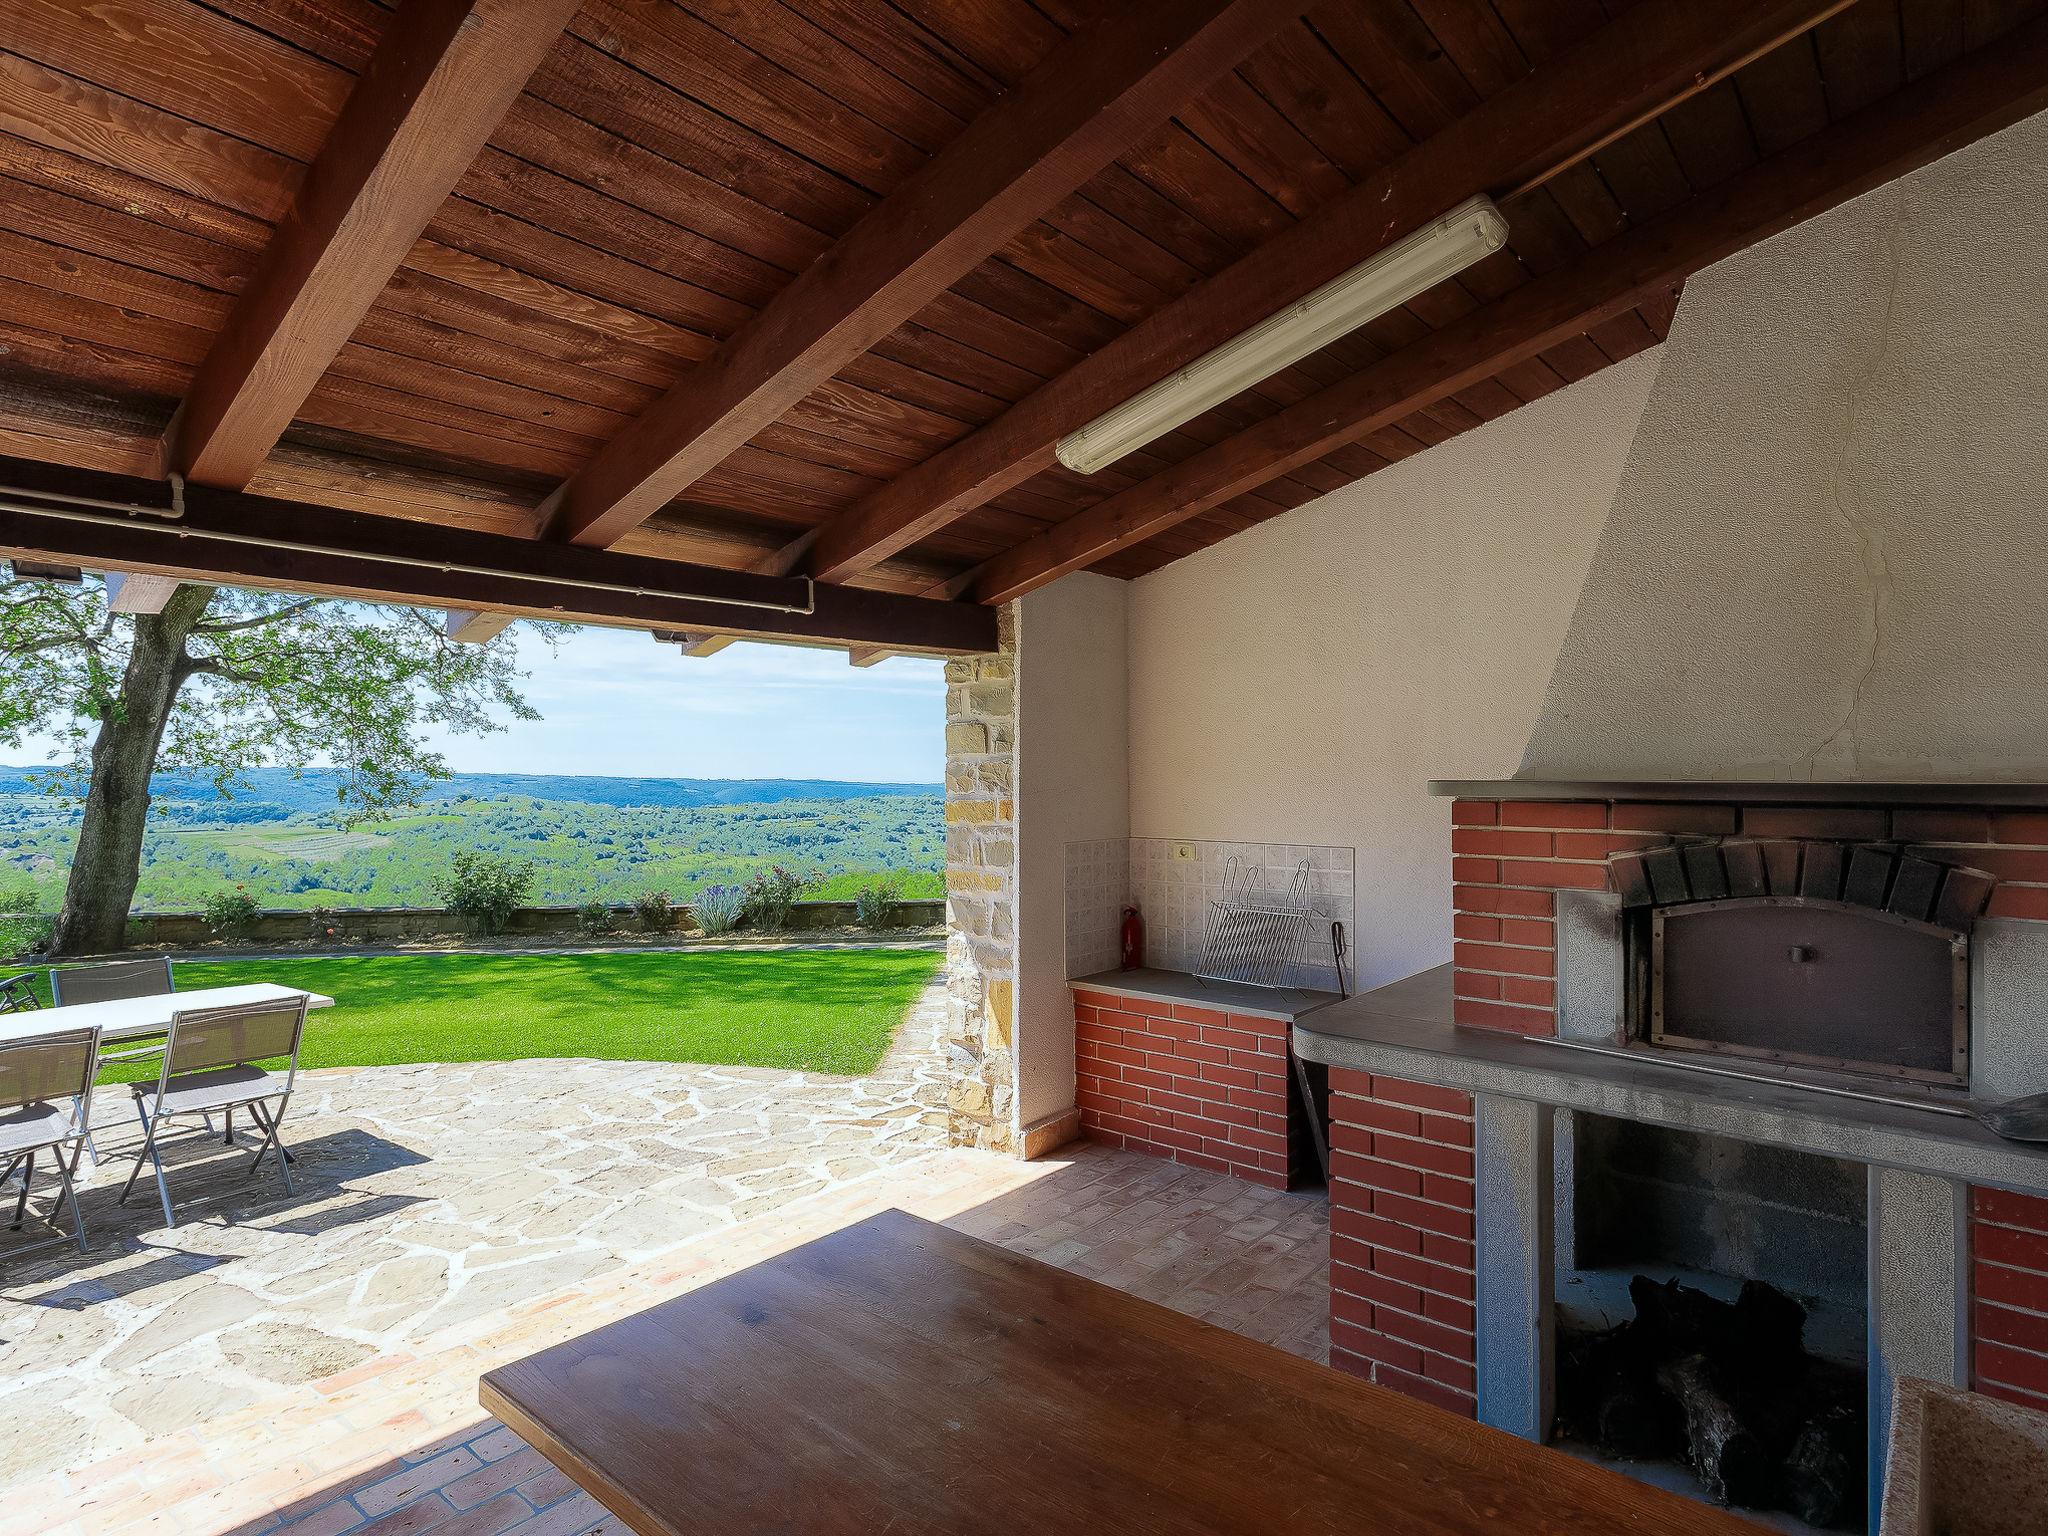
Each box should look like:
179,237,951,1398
1195,857,1320,990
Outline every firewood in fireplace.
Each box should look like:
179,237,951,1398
1782,1399,1864,1529
1657,1351,1778,1508
1555,1276,1865,1529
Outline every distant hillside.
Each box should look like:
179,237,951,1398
0,765,940,816
0,763,946,915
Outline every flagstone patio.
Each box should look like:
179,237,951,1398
0,975,1329,1536
0,976,952,1490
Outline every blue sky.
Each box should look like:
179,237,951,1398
430,624,947,783
10,620,948,786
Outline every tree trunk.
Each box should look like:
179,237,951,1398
50,585,215,955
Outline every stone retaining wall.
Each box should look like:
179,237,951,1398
118,898,944,947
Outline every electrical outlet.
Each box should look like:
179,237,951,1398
1174,843,1197,862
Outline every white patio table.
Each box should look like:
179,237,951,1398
0,983,335,1049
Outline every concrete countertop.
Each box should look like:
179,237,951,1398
1068,967,1340,1021
1293,964,2048,1194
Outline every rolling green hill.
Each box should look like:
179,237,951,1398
0,766,943,913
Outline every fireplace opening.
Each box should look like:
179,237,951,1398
1552,1113,1869,1533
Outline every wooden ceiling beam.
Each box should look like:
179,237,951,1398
164,0,582,491
104,572,185,614
0,455,997,654
962,16,2048,607
536,0,1305,551
444,609,515,643
795,0,1856,586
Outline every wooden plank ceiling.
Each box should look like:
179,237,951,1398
1,0,2045,638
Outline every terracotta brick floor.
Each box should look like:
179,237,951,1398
10,1141,1327,1536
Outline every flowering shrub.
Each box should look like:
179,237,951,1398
853,874,902,930
742,865,818,931
202,886,261,939
632,891,675,933
433,852,535,935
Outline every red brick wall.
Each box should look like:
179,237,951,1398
1972,1187,2048,1412
1326,1067,1477,1416
1072,988,1293,1188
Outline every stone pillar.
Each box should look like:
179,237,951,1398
1866,1166,1967,1517
943,606,1018,1151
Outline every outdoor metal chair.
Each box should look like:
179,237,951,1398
50,955,215,1154
118,996,307,1228
0,1025,98,1256
0,973,39,1013
48,955,173,1006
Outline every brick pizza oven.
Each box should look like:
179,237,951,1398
1294,784,2048,1531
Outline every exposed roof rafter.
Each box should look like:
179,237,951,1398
959,14,2048,606
164,0,582,491
535,0,1308,551
791,0,1859,588
0,456,997,654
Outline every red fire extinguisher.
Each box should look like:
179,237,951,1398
1120,906,1145,971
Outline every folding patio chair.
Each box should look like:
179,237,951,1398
118,996,307,1229
0,1025,98,1256
48,956,174,1007
50,955,213,1154
0,973,40,1013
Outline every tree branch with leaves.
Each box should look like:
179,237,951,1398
0,575,558,954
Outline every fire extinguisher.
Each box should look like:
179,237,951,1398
1120,906,1145,971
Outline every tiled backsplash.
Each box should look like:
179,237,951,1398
1065,836,1357,993
1063,836,1130,978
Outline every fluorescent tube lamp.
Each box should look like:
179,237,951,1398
1055,194,1510,476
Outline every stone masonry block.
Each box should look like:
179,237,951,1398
945,720,989,754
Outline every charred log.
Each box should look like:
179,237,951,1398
1783,1401,1864,1529
1555,1277,1865,1530
1657,1352,1778,1508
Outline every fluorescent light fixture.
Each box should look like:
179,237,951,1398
1055,195,1510,476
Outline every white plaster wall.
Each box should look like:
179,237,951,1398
1015,571,1129,1129
1127,352,1661,990
1520,109,2048,780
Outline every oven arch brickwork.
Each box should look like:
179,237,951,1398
1448,799,2047,1038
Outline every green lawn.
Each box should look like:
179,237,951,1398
39,949,943,1081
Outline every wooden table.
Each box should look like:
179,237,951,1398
481,1209,1766,1535
0,983,335,1048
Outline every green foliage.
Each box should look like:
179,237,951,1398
433,850,535,935
0,580,557,824
201,886,260,938
743,864,818,931
693,884,745,935
0,770,944,914
60,949,945,1079
811,868,943,901
575,900,618,935
0,875,47,960
631,890,674,933
853,873,904,930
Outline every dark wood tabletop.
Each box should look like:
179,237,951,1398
479,1208,1765,1535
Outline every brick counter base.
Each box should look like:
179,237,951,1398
1326,1067,1477,1417
1972,1186,2048,1412
1072,988,1293,1188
